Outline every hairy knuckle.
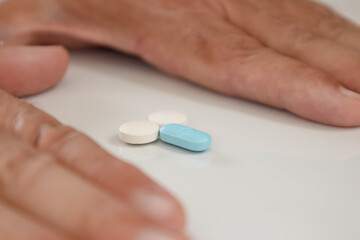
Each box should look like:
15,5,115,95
229,37,262,52
209,34,264,94
319,18,345,39
305,71,328,83
291,65,330,85
266,12,321,47
286,24,320,47
215,49,265,96
185,23,261,63
212,32,262,63
185,26,217,64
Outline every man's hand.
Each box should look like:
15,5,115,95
0,46,187,239
2,0,359,126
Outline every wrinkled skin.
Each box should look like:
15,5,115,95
2,0,360,126
0,57,187,240
1,0,360,239
0,47,187,238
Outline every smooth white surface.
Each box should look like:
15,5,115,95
149,111,188,127
27,1,360,239
119,120,159,144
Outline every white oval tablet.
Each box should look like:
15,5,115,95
119,120,159,144
148,111,188,127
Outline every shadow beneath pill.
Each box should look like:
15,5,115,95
109,133,160,162
155,141,214,169
112,133,237,168
117,140,160,162
109,134,121,146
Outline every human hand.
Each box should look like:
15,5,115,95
0,45,187,239
3,0,360,126
2,0,360,126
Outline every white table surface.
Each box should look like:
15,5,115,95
28,1,360,239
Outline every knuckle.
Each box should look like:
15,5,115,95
300,70,331,87
217,39,261,65
290,64,331,86
203,30,262,63
185,24,262,65
185,26,217,65
227,37,262,52
266,12,322,48
13,107,56,142
286,24,320,47
36,124,79,150
0,138,53,194
0,92,60,144
36,124,99,167
278,65,328,103
307,1,346,40
221,36,263,64
210,36,264,95
319,18,345,39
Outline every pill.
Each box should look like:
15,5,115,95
159,124,211,152
119,120,159,144
149,111,188,127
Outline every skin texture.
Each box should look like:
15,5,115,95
0,0,360,238
2,0,360,126
0,47,187,239
0,45,68,95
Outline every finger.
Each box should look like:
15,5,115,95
0,0,97,48
0,45,69,96
0,130,188,240
0,199,69,240
0,89,186,231
222,0,360,93
131,14,360,126
268,0,360,49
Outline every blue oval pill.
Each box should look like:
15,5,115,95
159,124,211,152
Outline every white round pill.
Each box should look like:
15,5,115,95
119,120,159,144
148,111,188,127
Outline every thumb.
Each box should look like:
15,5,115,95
0,44,69,96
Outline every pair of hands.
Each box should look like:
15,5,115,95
1,0,360,239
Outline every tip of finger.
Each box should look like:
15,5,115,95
135,228,191,240
290,84,360,127
131,187,187,232
0,45,69,96
331,86,360,127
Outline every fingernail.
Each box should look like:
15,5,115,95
132,190,177,222
339,86,360,99
136,229,181,240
